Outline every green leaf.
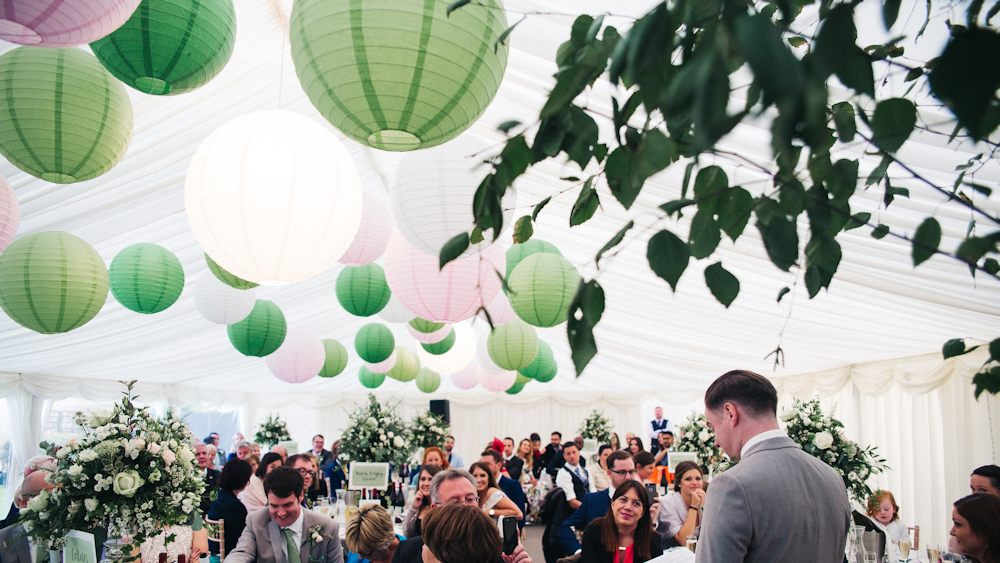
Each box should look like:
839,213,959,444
973,367,1000,399
704,262,740,307
870,98,917,153
787,36,808,48
570,179,600,227
470,226,484,245
659,199,697,217
805,236,842,297
929,27,1000,140
638,129,676,178
872,224,890,239
439,232,469,270
865,155,892,187
567,279,605,376
605,146,643,210
497,120,521,134
912,217,942,266
494,16,524,53
733,11,803,104
832,102,857,143
985,258,1000,274
956,234,1000,264
884,0,902,28
595,221,634,268
777,287,791,302
513,216,534,243
446,0,471,16
990,337,1000,361
689,209,722,259
585,14,605,45
532,196,551,222
693,166,729,213
883,184,909,208
647,230,690,291
845,212,871,231
570,15,595,48
904,67,923,82
814,5,875,97
717,187,754,241
757,215,799,272
681,162,696,199
828,159,859,200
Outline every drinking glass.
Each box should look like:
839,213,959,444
686,536,697,553
900,539,912,561
927,545,941,563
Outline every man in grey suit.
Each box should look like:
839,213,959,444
226,466,341,563
697,370,850,563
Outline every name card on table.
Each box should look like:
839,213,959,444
63,530,96,563
348,462,390,490
667,451,698,473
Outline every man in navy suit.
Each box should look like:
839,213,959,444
481,449,527,529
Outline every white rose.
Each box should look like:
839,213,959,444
178,447,195,464
848,471,858,481
859,467,868,478
171,422,180,430
380,435,387,442
812,431,834,450
118,414,128,424
778,407,796,422
147,443,161,455
112,471,144,497
56,448,70,459
67,465,83,477
393,437,404,448
698,430,711,442
161,448,176,466
171,492,184,504
25,490,49,512
88,409,112,427
84,498,99,512
367,417,378,427
387,432,394,439
78,449,98,462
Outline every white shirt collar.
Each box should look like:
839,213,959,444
740,429,787,459
606,485,616,499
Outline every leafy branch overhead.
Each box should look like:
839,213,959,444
446,0,1000,383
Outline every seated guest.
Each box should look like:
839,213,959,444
346,504,405,563
208,458,253,556
609,434,621,452
411,446,451,484
325,456,347,492
503,437,524,481
580,481,663,563
628,437,644,455
866,490,909,544
951,493,1000,563
270,445,288,462
470,462,523,519
516,439,537,485
195,442,222,514
633,452,656,483
554,442,589,510
139,524,209,563
658,461,704,549
206,444,219,470
560,451,639,554
481,450,528,528
245,454,260,474
971,465,1000,496
302,453,328,504
240,452,283,512
591,446,614,493
529,434,543,479
251,443,261,458
653,432,674,467
421,504,502,563
232,441,251,461
285,454,318,508
227,466,341,563
228,434,246,461
540,432,563,477
403,464,442,538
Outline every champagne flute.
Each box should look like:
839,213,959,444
927,544,940,563
899,539,911,561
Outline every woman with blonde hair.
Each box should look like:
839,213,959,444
345,504,404,563
516,439,536,485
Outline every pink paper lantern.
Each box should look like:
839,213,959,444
451,362,479,390
339,192,393,266
477,363,516,392
478,290,516,326
384,231,505,323
0,0,141,47
0,175,20,252
266,327,325,383
407,323,451,344
364,349,398,374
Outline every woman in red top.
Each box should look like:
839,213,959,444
580,481,663,563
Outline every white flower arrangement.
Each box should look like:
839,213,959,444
254,414,291,447
338,394,413,466
408,411,449,449
676,412,728,474
578,410,613,445
17,381,205,555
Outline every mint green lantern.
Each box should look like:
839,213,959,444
487,319,538,371
416,367,441,393
90,0,237,95
519,340,556,382
355,322,395,363
515,373,531,385
410,317,445,334
505,381,525,395
359,366,385,388
227,299,286,357
109,243,184,314
420,327,455,355
508,253,580,327
318,338,349,378
386,347,420,382
0,231,109,334
505,239,562,281
290,0,509,151
336,263,391,317
0,47,133,183
205,253,258,290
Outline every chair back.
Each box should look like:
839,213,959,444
205,517,225,561
908,525,920,549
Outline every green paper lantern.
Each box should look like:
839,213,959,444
0,231,109,334
416,367,441,393
89,0,237,95
0,47,133,184
420,327,455,355
515,373,531,385
318,338,349,378
336,263,391,317
487,319,538,371
227,299,286,357
290,0,508,151
505,239,563,281
409,317,445,334
505,381,525,395
508,253,580,327
386,347,420,382
109,243,184,314
355,322,395,363
359,366,385,388
520,340,557,382
205,253,257,289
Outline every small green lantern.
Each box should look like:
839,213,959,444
505,238,563,281
336,263,391,317
359,366,385,388
205,253,258,290
416,367,441,393
318,338,349,378
515,373,531,385
508,253,580,327
487,319,538,371
505,381,525,395
227,299,286,357
109,243,184,314
410,317,445,333
355,322,395,363
420,327,455,355
386,347,420,382
520,340,557,382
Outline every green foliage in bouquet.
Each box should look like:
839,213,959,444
781,398,888,504
254,414,291,447
676,412,727,474
17,381,205,554
578,410,613,445
339,394,413,466
408,411,449,450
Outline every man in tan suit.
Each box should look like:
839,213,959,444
696,370,850,563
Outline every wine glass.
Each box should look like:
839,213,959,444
899,539,912,561
926,544,941,563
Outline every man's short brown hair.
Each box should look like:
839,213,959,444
422,504,501,563
606,450,632,470
705,369,778,418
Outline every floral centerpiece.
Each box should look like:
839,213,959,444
676,412,728,474
408,411,449,449
781,398,889,504
254,414,291,447
17,381,205,555
578,410,613,445
338,394,413,466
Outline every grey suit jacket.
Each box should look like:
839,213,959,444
225,507,342,563
695,436,850,563
0,525,31,563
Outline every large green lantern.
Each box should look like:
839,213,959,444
0,47,133,183
227,299,286,357
508,253,580,327
519,340,557,382
336,263,391,317
355,322,395,363
205,253,258,290
109,243,184,314
89,0,237,95
420,327,455,355
505,381,525,395
416,367,441,393
290,0,508,151
318,338,349,378
0,231,108,334
505,239,563,281
487,319,538,371
409,317,445,334
359,366,385,388
386,346,420,382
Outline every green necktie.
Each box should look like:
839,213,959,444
282,528,300,563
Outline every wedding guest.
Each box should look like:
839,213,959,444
559,450,646,555
579,481,663,563
302,453,328,504
306,435,334,473
540,432,563,475
648,407,672,456
503,437,524,482
659,461,704,548
591,445,614,492
516,439,537,485
633,452,656,483
233,441,251,461
421,504,503,563
240,452,283,512
481,450,528,528
530,434,543,478
206,444,219,470
653,432,674,467
139,524,209,563
208,458,253,556
206,433,226,467
228,434,246,461
412,446,451,484
555,442,589,510
346,504,405,563
624,433,635,448
951,493,1000,563
246,454,260,474
251,443,261,457
866,490,909,543
609,433,621,452
470,462,523,519
444,435,465,469
285,454,317,507
270,445,288,462
628,437,645,455
574,436,585,451
971,465,1000,496
403,464,442,538
195,442,222,513
325,456,348,493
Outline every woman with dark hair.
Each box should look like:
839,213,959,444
208,458,254,556
469,461,522,519
403,463,442,538
422,504,502,563
580,481,663,563
659,461,705,548
591,445,614,492
610,433,621,452
628,437,644,455
951,493,1000,563
303,452,328,504
239,452,283,511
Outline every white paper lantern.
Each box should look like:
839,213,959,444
407,323,451,344
478,290,516,326
193,273,256,325
477,362,516,392
339,192,393,266
364,349,398,374
185,110,363,286
377,294,417,323
384,231,505,323
0,174,19,252
451,361,479,390
266,327,325,383
417,321,476,373
392,135,517,256
0,0,141,47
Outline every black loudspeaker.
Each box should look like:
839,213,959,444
430,399,450,424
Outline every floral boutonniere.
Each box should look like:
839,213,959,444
307,525,330,547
